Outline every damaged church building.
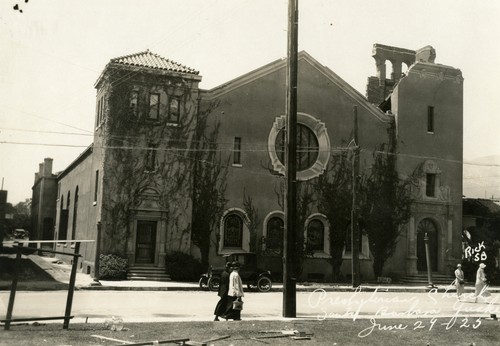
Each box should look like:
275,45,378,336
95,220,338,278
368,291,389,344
32,43,463,282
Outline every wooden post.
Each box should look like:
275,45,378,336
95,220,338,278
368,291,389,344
351,106,360,287
283,0,298,318
4,245,22,330
424,233,434,289
63,242,80,329
92,222,102,285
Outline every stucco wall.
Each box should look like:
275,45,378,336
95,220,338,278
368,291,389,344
384,62,464,276
55,148,98,274
202,55,390,280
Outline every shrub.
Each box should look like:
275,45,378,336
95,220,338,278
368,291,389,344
165,251,204,282
99,254,128,280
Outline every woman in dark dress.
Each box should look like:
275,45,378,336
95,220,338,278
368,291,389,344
213,262,231,321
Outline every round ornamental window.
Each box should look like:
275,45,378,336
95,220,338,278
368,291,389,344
275,124,319,171
268,113,330,181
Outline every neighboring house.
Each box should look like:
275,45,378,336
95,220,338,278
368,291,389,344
32,43,464,281
30,158,58,244
463,198,500,253
462,198,500,280
463,198,500,242
0,190,8,245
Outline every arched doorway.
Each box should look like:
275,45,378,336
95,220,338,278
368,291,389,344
416,218,438,272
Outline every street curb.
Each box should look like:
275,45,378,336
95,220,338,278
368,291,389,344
76,285,500,293
3,284,500,293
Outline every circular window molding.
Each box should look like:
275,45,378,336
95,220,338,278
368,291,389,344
268,112,330,181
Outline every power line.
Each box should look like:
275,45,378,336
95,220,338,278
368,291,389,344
1,105,93,134
0,127,93,137
2,139,500,168
3,124,498,169
2,2,238,135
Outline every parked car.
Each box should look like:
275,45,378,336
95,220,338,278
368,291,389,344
199,252,272,292
13,229,29,240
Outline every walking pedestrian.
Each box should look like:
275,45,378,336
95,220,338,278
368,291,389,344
454,263,465,299
213,262,231,321
222,261,244,321
475,263,491,302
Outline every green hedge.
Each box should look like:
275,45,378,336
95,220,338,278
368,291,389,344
165,251,204,282
99,254,128,280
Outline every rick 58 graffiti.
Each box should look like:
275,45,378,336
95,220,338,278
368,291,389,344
464,241,487,262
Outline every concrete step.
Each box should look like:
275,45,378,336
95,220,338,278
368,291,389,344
126,276,171,282
127,266,171,281
128,269,166,274
400,274,455,284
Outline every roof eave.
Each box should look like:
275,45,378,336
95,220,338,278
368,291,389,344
94,62,202,90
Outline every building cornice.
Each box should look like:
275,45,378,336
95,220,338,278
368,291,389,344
57,144,93,180
201,51,391,123
407,62,463,84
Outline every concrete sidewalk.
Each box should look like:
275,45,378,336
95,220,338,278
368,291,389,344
3,254,500,293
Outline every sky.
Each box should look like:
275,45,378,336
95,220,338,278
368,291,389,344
1,0,499,204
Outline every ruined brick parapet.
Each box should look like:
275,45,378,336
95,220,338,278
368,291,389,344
366,43,438,105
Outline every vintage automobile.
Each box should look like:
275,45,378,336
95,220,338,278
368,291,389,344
199,252,273,292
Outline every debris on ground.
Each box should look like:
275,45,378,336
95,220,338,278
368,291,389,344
91,334,133,344
90,327,312,345
103,316,124,331
202,335,230,343
91,335,190,345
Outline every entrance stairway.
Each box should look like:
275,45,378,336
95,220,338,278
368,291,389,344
127,266,171,281
400,273,455,285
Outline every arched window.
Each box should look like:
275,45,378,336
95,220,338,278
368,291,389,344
71,186,79,240
266,216,284,252
306,219,325,252
58,194,69,241
223,214,243,248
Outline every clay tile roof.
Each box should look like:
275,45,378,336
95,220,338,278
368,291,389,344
110,50,199,75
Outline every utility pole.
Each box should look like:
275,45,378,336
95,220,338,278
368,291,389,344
283,0,298,318
91,221,102,286
351,106,360,287
424,232,435,289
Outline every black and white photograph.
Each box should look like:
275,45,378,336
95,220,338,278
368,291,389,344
1,0,500,345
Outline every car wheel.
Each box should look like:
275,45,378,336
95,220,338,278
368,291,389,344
257,276,272,292
208,276,220,291
199,277,208,289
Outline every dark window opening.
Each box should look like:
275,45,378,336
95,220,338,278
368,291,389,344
266,216,283,251
146,144,157,172
426,173,436,197
223,214,243,248
130,91,139,116
72,186,79,240
427,106,434,133
94,170,99,203
233,137,241,165
168,97,180,124
149,93,160,119
96,99,101,127
307,219,325,252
